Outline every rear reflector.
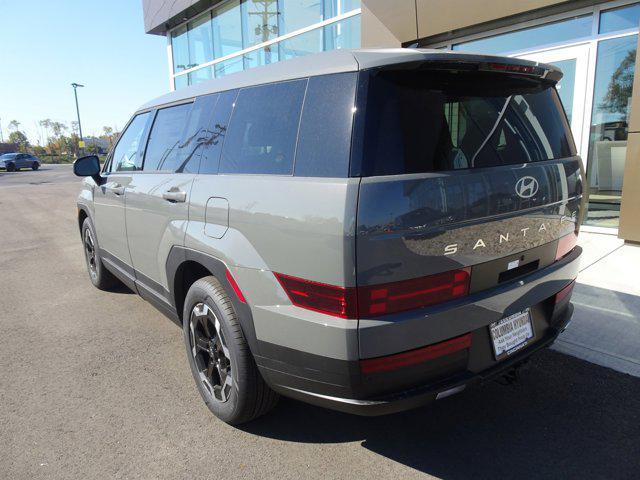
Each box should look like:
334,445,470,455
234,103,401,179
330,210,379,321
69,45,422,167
274,268,471,319
225,269,246,303
360,333,472,374
274,273,357,319
554,280,575,304
556,232,578,260
358,268,471,317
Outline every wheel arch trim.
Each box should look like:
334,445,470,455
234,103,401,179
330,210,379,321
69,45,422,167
166,246,261,356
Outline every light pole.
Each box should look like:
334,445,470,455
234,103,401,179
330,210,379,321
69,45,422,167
71,83,84,155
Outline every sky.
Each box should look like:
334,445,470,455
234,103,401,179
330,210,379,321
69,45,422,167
0,0,168,145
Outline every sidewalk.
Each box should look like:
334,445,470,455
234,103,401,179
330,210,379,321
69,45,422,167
552,231,640,377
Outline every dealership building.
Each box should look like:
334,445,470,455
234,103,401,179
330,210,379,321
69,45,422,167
142,0,640,242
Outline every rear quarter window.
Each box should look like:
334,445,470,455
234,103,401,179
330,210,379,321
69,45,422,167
294,73,357,177
219,79,307,175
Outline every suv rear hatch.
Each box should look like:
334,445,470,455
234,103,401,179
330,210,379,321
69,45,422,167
353,55,583,359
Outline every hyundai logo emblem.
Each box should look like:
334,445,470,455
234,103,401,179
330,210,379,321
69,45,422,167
515,176,539,199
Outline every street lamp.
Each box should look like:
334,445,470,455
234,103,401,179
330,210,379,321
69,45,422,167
71,82,84,154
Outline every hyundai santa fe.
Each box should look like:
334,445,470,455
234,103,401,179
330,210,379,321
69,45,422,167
74,48,583,424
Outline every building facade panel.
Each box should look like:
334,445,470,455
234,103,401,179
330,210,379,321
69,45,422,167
415,0,569,40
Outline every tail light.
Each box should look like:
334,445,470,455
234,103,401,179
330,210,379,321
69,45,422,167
556,232,578,260
360,333,472,374
357,268,470,317
274,268,470,319
274,273,357,319
554,280,575,304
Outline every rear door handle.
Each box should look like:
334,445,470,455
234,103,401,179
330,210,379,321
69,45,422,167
107,183,125,196
162,189,187,203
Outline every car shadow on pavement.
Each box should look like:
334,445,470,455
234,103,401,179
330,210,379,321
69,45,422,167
242,349,640,479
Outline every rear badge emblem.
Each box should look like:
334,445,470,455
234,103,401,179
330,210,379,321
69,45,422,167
515,176,539,199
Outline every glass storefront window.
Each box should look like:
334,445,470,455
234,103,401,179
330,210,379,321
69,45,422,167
453,15,592,55
242,0,280,47
174,74,189,89
187,12,214,68
339,0,360,13
279,0,323,34
586,34,638,227
599,3,640,34
190,66,214,85
324,14,361,50
552,58,577,125
214,55,244,77
279,28,323,59
171,25,190,73
323,0,360,17
212,0,243,59
171,0,361,89
243,45,279,69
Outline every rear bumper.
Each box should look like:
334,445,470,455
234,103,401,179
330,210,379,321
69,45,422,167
255,246,581,415
268,304,572,416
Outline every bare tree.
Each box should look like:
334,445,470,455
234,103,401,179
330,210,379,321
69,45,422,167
51,121,67,138
7,119,20,132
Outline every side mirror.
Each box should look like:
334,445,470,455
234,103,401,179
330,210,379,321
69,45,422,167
73,155,103,185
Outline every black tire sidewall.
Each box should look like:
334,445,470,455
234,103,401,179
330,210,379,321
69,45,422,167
182,279,245,423
82,217,107,288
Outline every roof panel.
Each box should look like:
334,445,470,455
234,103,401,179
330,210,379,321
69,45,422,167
139,48,560,111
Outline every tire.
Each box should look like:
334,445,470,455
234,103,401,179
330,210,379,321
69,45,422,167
183,276,279,425
6,163,16,172
81,217,120,290
32,162,39,170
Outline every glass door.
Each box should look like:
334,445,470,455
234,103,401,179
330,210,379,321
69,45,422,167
518,44,591,160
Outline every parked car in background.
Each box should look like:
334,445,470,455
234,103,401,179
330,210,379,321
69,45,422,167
0,153,40,171
74,49,583,425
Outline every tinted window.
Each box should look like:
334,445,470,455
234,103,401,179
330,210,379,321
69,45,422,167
199,89,238,174
599,4,640,34
143,103,192,172
357,70,575,176
176,94,220,173
220,80,306,175
112,112,151,172
295,73,356,177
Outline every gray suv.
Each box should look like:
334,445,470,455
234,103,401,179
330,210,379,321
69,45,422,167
74,49,583,425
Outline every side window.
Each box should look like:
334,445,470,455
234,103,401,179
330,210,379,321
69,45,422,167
219,79,307,175
199,89,238,174
176,94,220,173
112,112,151,172
143,103,192,172
295,73,357,177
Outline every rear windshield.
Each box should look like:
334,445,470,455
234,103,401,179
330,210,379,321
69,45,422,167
356,69,576,176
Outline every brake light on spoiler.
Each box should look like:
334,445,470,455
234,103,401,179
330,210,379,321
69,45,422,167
274,268,471,319
481,62,547,77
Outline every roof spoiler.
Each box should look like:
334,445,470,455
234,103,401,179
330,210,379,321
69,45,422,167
369,51,564,84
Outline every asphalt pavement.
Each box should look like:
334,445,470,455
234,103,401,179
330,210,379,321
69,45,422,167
1,165,639,480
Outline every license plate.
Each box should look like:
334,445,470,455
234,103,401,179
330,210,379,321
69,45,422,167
489,310,534,360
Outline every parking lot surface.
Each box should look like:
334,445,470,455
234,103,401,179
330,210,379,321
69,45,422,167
1,165,639,479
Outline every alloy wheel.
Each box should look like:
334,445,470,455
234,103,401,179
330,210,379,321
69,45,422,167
83,228,98,280
189,302,233,403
